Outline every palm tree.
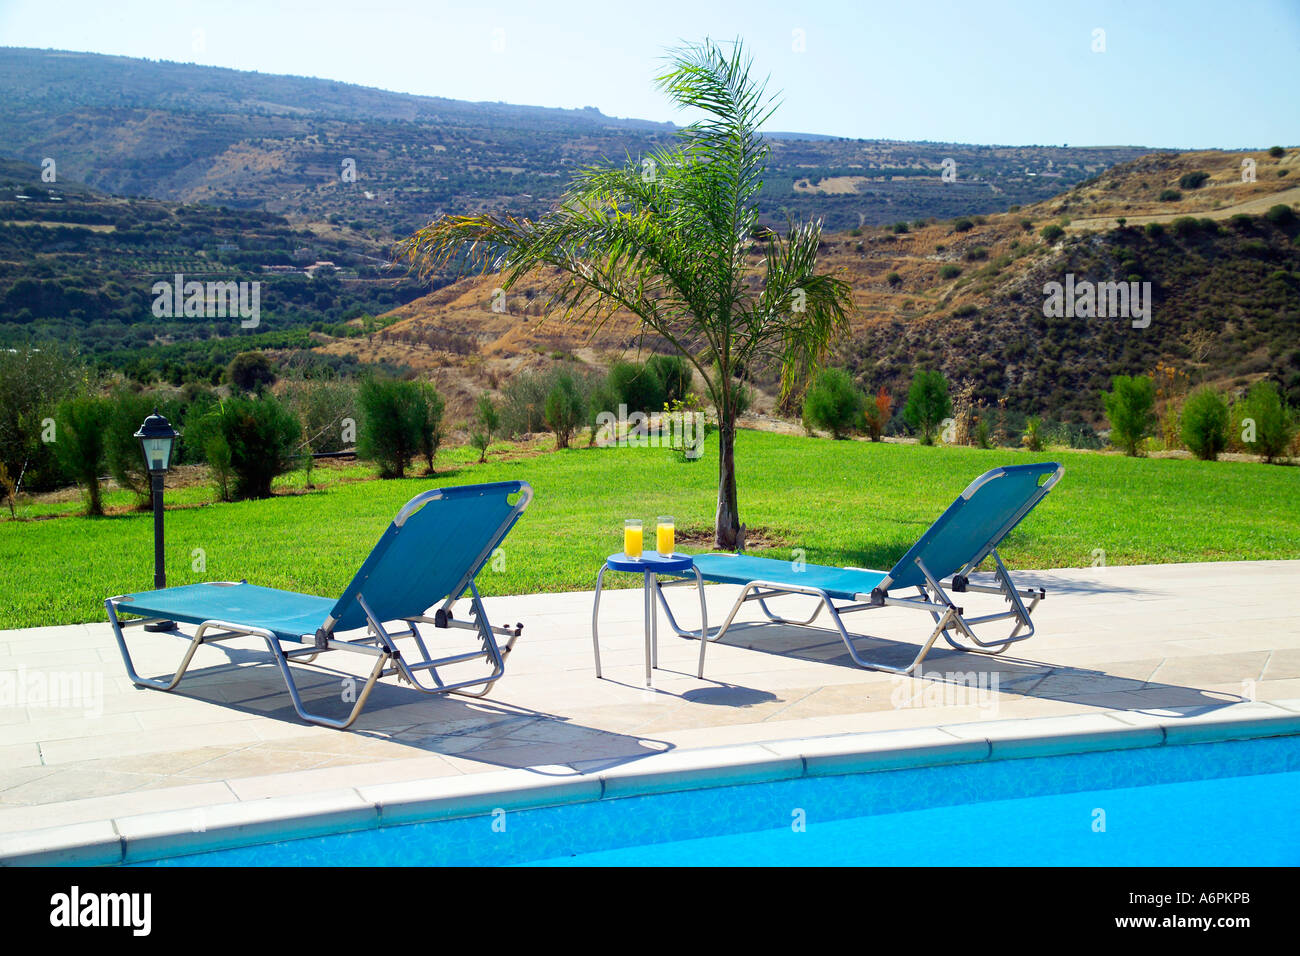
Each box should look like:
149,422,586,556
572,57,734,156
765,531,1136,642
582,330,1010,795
396,38,854,548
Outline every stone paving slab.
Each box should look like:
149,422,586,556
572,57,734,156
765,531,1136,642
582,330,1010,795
1,560,1297,835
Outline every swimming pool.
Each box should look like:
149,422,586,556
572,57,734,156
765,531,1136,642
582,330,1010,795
138,733,1300,866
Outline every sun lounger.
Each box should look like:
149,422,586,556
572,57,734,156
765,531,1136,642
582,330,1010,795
105,481,532,728
658,463,1062,677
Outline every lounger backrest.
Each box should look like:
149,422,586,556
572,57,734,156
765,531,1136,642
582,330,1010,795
325,481,532,633
881,463,1062,591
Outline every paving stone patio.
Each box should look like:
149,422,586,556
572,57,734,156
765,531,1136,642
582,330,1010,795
1,559,1297,835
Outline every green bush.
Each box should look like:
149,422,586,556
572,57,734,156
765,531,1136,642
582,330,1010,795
1040,224,1065,242
282,379,357,455
1172,216,1200,237
499,369,552,437
903,369,951,445
952,218,974,232
1265,204,1296,226
544,371,585,449
1145,222,1165,238
54,395,113,515
938,264,962,279
1268,146,1285,158
802,368,863,439
416,383,445,474
964,246,988,261
645,354,692,404
217,397,300,499
226,351,276,393
1102,374,1156,456
1180,386,1230,461
886,271,902,287
471,393,500,463
357,378,425,479
608,361,667,412
1021,416,1043,452
1236,380,1296,463
105,389,156,509
1179,171,1210,190
1158,189,1182,202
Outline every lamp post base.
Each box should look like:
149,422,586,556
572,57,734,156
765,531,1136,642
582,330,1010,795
143,620,177,632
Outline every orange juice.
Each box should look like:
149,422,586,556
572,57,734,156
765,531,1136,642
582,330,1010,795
624,521,643,559
656,517,674,556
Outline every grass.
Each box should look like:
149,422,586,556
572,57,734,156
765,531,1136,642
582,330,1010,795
3,429,1298,629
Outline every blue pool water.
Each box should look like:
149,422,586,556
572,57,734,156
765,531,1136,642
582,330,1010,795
141,734,1300,866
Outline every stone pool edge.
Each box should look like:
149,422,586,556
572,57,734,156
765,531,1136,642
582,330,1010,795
4,698,1299,865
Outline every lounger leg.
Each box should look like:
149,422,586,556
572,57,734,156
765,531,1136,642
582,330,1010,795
106,599,207,691
263,634,389,730
592,564,608,678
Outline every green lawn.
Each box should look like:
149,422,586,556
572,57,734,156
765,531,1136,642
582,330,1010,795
3,430,1298,629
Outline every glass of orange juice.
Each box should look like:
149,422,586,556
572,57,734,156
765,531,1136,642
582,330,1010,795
656,516,675,557
624,519,643,559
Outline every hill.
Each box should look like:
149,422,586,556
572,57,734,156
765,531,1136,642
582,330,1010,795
0,47,1152,236
328,149,1300,425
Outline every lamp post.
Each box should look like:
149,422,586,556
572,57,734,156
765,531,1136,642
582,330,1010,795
135,411,179,632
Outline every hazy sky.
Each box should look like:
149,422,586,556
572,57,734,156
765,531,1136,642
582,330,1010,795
1,0,1296,148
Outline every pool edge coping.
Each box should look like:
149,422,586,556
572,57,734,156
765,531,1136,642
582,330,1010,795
4,697,1299,865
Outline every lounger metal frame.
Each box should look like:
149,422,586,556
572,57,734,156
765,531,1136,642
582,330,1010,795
652,463,1061,678
652,552,1044,677
105,484,530,729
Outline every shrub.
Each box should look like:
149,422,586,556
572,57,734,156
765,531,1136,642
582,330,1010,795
1145,222,1165,238
54,396,112,515
544,371,585,449
1019,219,1034,231
886,271,902,287
471,393,500,463
952,218,974,232
862,387,892,441
357,377,425,478
645,354,692,404
105,389,156,509
282,379,357,455
226,351,276,393
938,264,962,280
1236,380,1296,463
1180,386,1230,460
903,369,951,445
952,304,978,318
499,370,552,437
1171,216,1200,237
1040,224,1065,242
1158,188,1182,202
1268,146,1285,158
1179,171,1210,190
964,246,988,261
190,397,300,500
892,221,909,234
1265,204,1296,226
1102,374,1156,456
607,360,667,413
802,368,863,439
416,383,445,474
1021,416,1043,452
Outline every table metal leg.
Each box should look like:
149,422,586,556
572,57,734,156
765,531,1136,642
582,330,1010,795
694,566,710,679
643,569,654,686
592,564,608,678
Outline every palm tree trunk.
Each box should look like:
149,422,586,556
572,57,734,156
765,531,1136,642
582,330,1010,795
715,415,741,549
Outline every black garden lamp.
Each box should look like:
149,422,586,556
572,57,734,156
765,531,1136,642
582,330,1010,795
134,411,179,631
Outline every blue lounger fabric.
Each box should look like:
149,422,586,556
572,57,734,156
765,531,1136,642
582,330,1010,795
113,583,336,643
693,554,886,601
